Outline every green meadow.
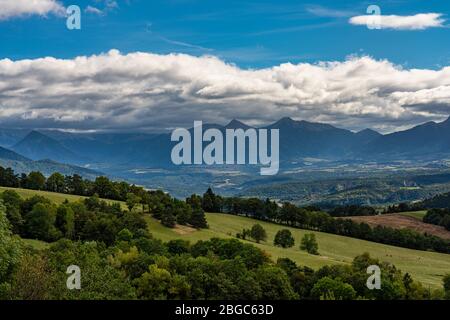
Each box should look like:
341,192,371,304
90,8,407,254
398,211,427,220
146,212,450,289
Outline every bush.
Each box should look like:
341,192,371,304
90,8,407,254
311,277,356,300
117,228,134,242
250,224,267,243
274,229,295,248
161,212,176,228
300,233,319,255
443,274,450,299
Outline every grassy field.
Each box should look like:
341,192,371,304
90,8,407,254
399,211,427,220
0,186,126,208
146,213,450,289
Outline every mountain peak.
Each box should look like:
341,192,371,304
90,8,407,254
278,117,296,124
12,130,81,163
25,130,50,139
225,119,252,129
443,116,450,125
269,117,298,128
356,128,381,136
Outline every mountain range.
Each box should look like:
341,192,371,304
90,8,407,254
1,116,450,176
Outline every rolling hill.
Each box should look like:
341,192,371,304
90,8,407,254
2,185,449,289
0,186,126,208
145,212,450,289
343,213,450,240
421,191,450,208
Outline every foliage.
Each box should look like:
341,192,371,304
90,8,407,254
311,276,356,300
300,233,319,255
250,224,267,243
443,274,450,299
424,208,450,231
274,229,295,248
0,203,22,299
329,205,377,217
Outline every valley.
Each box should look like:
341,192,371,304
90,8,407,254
1,116,450,204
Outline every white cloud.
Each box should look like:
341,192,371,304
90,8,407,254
0,50,449,132
85,5,103,15
0,0,65,20
349,13,445,30
306,5,355,18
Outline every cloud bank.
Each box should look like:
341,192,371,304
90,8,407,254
349,13,445,30
0,50,449,132
0,0,65,20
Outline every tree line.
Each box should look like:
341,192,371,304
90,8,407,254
1,167,449,253
201,188,450,254
0,166,208,230
1,190,147,245
423,209,450,231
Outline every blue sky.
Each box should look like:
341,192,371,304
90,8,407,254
0,0,449,132
1,0,449,68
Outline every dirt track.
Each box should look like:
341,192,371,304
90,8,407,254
343,214,450,240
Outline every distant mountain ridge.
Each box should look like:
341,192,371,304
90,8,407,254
0,146,30,162
1,116,450,171
0,132,102,178
361,116,450,160
12,131,84,164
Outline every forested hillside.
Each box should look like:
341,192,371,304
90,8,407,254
1,190,449,300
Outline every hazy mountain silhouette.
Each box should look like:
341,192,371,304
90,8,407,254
361,116,450,159
12,131,84,164
2,116,450,170
0,146,30,162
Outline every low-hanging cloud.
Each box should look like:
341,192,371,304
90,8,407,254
0,0,65,20
349,13,445,30
0,50,449,133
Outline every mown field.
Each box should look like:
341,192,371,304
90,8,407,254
399,211,427,220
345,213,450,240
2,186,449,289
146,213,450,289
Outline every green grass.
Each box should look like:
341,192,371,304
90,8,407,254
146,213,450,289
22,238,51,250
0,186,126,208
398,211,427,220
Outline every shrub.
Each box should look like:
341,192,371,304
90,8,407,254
300,233,319,255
